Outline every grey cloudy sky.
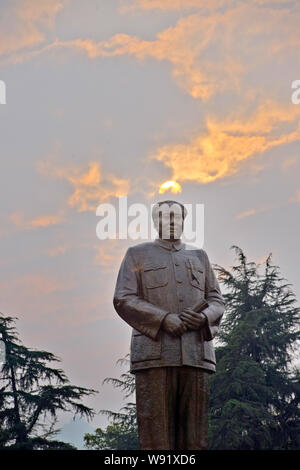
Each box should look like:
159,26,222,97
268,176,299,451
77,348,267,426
0,0,299,432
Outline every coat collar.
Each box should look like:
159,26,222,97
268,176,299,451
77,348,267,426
154,237,184,251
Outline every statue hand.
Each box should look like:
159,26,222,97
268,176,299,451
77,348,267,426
162,314,187,337
179,308,207,330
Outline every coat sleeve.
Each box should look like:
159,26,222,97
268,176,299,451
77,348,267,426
201,250,225,341
113,247,170,340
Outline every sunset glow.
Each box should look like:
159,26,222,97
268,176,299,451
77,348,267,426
159,180,182,194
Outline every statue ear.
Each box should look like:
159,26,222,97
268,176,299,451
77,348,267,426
152,213,159,228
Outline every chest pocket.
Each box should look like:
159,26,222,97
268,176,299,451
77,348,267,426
143,263,168,289
185,257,205,291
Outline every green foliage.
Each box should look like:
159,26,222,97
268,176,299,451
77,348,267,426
208,246,300,449
0,313,97,449
84,357,139,450
84,406,138,450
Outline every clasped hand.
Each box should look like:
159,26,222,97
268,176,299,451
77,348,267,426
162,308,207,337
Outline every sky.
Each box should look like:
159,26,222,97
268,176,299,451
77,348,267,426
0,0,300,443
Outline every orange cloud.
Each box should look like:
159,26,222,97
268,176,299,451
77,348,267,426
0,274,77,326
0,0,65,57
47,245,67,257
41,18,222,100
0,274,72,298
10,212,63,230
120,0,227,12
94,240,125,272
14,2,297,101
122,0,293,11
159,180,182,194
282,156,299,171
236,208,259,219
289,189,300,204
38,161,130,212
30,215,63,228
150,102,300,184
2,1,299,105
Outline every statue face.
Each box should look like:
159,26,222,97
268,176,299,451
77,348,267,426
153,202,185,240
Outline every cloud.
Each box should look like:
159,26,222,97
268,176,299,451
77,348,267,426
120,0,228,12
281,156,299,171
0,274,102,328
159,180,182,194
46,245,67,257
0,0,65,57
235,207,271,220
9,211,64,230
1,1,299,105
0,274,72,298
35,16,223,100
94,240,125,272
122,0,297,11
236,208,258,219
289,189,300,204
38,161,130,212
12,1,297,101
150,101,300,184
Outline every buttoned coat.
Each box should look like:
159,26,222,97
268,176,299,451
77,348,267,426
113,238,225,373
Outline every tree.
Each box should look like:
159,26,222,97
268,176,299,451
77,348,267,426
84,357,139,450
0,313,97,449
208,246,300,449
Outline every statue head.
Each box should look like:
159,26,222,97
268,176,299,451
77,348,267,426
152,200,187,240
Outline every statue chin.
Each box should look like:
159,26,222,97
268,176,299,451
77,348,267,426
160,228,183,240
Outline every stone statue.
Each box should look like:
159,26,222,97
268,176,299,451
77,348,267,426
113,200,225,450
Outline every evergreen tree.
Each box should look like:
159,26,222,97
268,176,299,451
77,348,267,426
0,313,97,449
84,356,139,450
208,246,300,449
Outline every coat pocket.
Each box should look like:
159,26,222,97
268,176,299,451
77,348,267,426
131,333,162,363
142,263,168,289
185,257,205,291
203,340,216,364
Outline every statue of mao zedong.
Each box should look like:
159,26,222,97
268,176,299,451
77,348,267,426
113,200,225,450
